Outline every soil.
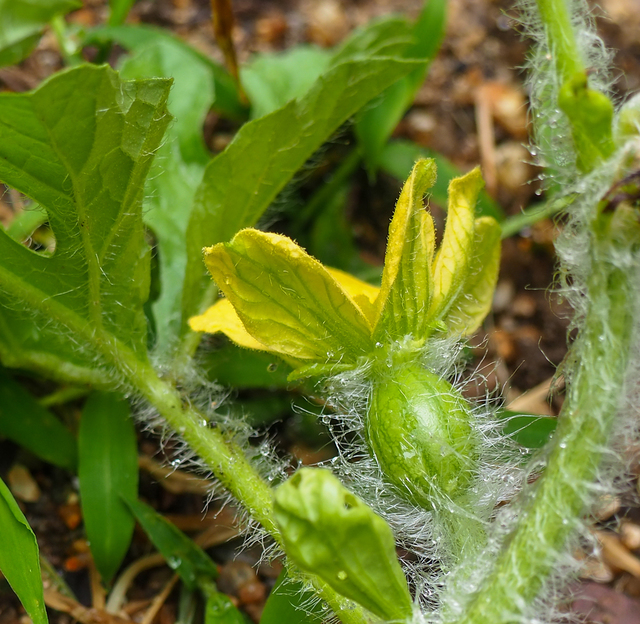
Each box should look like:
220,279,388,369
2,0,640,623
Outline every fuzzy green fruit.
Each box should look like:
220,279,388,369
366,363,478,509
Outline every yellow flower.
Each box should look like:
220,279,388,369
189,160,500,379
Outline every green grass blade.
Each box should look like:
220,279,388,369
0,477,47,624
123,496,219,589
0,369,77,470
355,0,447,174
78,392,138,584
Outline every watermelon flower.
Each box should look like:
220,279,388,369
190,159,501,509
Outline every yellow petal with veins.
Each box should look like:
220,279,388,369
189,298,269,352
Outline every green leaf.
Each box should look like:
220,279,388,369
0,477,47,624
0,0,80,67
123,496,219,589
443,216,501,336
379,139,505,220
558,71,615,172
241,46,331,119
260,569,324,624
0,368,77,470
202,585,248,624
204,230,373,364
0,65,171,385
355,0,447,173
373,159,437,340
498,410,557,449
109,0,135,26
79,392,138,584
117,38,213,354
201,345,292,389
181,55,423,342
274,468,413,622
85,25,247,120
5,206,47,243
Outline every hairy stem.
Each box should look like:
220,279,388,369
108,340,373,623
535,0,584,81
451,210,639,623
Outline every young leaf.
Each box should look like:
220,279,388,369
498,410,558,449
274,468,413,622
181,55,424,345
442,216,502,336
85,25,246,120
0,65,171,385
260,569,324,624
373,159,437,340
0,477,47,624
203,230,373,363
79,392,138,584
0,0,80,67
0,368,77,470
241,46,331,119
123,496,219,589
117,38,213,354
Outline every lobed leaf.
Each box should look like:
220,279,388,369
0,368,77,470
0,65,171,385
117,38,213,354
0,477,47,624
378,139,504,220
79,392,138,584
374,158,437,341
203,231,373,363
123,497,219,589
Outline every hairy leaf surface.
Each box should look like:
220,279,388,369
0,65,171,384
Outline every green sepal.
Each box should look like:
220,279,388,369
373,158,437,342
204,230,374,364
273,467,414,622
558,72,615,172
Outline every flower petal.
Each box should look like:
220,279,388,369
188,298,269,352
428,167,484,322
441,216,501,336
373,158,437,340
204,230,374,363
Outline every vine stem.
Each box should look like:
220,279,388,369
450,209,639,624
108,341,373,624
535,0,584,81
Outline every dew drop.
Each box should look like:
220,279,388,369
337,571,348,581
